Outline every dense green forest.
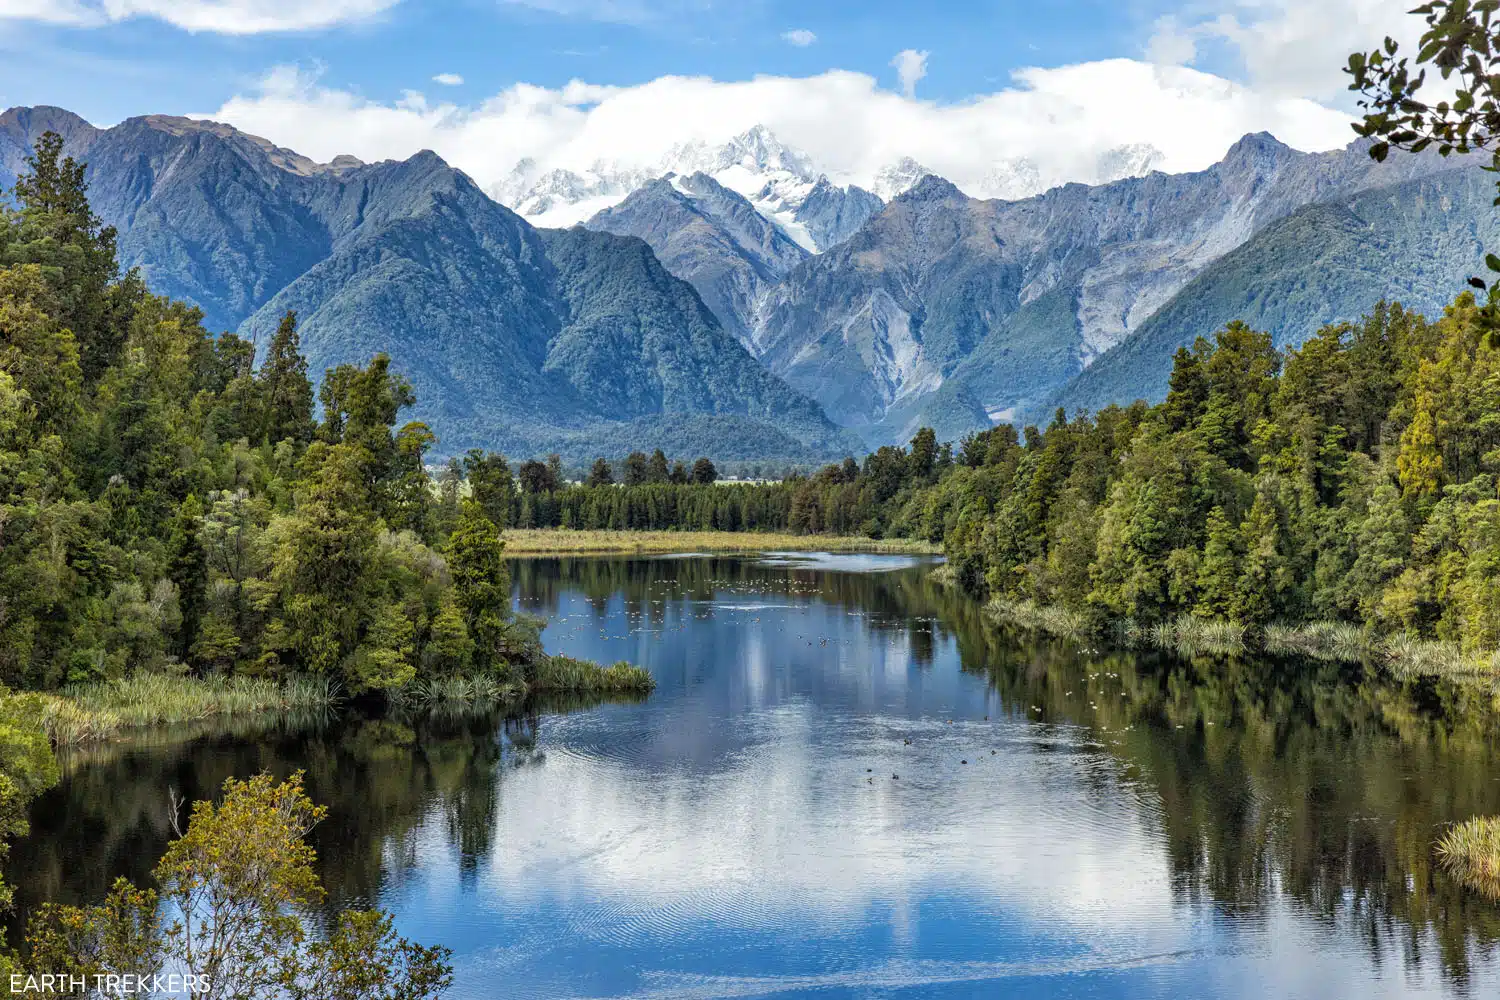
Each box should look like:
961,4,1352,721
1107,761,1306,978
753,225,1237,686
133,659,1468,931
455,437,950,536
0,133,548,695
922,302,1500,653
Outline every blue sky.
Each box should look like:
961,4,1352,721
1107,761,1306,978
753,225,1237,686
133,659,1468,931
0,1,1173,122
0,1,1414,198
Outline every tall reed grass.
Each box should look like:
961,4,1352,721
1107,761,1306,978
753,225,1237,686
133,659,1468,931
1436,816,1500,900
391,673,523,707
983,598,1096,642
1141,616,1248,657
43,673,338,747
531,656,656,693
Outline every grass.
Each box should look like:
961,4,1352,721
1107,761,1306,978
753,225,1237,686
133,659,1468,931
984,597,1097,642
1144,616,1248,657
1436,817,1500,900
43,673,338,747
502,529,940,556
1263,622,1374,662
954,578,1500,688
531,655,655,693
392,674,524,708
392,656,655,707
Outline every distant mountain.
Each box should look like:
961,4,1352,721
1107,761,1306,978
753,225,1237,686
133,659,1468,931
10,104,1491,459
1043,166,1500,420
741,133,1472,445
0,105,100,188
586,172,809,351
1,107,853,462
495,126,886,254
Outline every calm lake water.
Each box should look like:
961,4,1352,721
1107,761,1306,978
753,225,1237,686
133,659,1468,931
11,553,1500,999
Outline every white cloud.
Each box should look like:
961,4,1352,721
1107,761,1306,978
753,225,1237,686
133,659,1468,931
0,0,93,24
0,0,400,32
781,28,815,47
890,49,928,99
498,0,674,25
1145,15,1196,67
1147,0,1423,104
207,59,1354,202
432,72,463,86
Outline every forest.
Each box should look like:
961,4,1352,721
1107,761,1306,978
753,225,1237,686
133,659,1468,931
0,132,571,697
921,304,1500,654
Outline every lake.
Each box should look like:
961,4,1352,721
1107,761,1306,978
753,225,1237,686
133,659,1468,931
10,553,1500,999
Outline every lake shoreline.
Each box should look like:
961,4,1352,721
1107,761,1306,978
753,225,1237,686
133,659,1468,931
42,655,653,747
502,528,941,555
931,569,1500,690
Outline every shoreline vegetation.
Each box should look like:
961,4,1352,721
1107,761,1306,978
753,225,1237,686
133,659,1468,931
501,528,941,555
1437,817,1500,901
43,655,656,747
958,583,1500,688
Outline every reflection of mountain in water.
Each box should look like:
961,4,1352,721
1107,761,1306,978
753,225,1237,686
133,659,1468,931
7,555,1500,993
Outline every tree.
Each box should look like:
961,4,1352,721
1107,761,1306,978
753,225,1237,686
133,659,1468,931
24,773,451,1000
516,459,555,495
647,449,670,484
1195,507,1241,619
623,451,649,486
691,457,718,484
586,457,614,487
909,427,937,483
444,501,511,672
9,132,126,381
669,461,689,485
257,312,315,446
463,451,514,528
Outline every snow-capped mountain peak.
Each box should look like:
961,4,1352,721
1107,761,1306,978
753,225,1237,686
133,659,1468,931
493,125,878,252
871,157,934,200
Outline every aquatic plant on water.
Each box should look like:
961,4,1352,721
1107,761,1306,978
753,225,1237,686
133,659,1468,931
531,655,655,693
43,673,340,746
1436,817,1500,900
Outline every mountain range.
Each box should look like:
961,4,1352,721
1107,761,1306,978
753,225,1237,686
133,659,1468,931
0,106,854,461
2,104,1493,460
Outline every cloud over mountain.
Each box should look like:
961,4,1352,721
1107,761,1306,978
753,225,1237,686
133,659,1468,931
206,57,1354,207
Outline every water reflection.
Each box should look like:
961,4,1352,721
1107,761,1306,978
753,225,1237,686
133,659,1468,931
9,554,1500,998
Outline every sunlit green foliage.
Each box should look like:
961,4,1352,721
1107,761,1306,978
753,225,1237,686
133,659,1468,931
22,772,452,999
933,297,1500,657
0,133,556,697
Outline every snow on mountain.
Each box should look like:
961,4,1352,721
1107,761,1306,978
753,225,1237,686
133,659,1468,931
493,126,883,253
871,157,934,200
493,126,1168,251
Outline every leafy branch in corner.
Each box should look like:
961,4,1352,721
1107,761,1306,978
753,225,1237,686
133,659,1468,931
1348,0,1500,341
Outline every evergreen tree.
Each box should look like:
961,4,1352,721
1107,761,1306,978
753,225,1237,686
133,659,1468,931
257,311,315,446
1195,507,1240,619
623,452,649,486
444,502,510,672
647,449,670,484
586,457,614,487
691,457,718,484
463,451,514,528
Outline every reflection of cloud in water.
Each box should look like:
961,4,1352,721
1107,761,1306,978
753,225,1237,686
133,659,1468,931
754,552,944,573
472,707,1176,939
543,950,1199,1000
